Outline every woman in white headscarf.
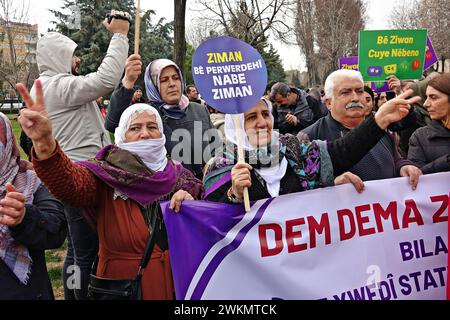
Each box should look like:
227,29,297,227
17,80,204,300
114,103,168,172
0,112,66,300
142,59,219,180
204,93,421,203
106,57,219,179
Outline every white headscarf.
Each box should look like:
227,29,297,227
114,104,168,172
224,98,288,197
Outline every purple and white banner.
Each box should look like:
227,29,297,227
162,173,449,300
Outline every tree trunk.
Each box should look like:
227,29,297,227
306,57,317,87
174,0,187,77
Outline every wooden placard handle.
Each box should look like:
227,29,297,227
134,0,141,55
233,114,251,212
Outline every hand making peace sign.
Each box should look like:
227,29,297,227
374,89,421,130
16,80,56,160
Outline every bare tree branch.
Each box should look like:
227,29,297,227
389,0,450,69
294,0,366,86
194,0,294,46
0,0,37,98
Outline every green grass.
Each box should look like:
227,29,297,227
6,114,66,299
46,241,67,299
6,114,28,159
47,266,62,281
45,250,63,263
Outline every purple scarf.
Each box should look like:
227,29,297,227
78,145,180,207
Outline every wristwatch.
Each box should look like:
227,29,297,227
227,187,243,204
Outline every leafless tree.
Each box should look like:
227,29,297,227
295,0,318,86
0,0,37,100
193,0,294,47
389,0,420,29
389,0,450,71
174,0,187,75
295,0,367,86
186,19,217,48
315,0,366,77
416,0,450,70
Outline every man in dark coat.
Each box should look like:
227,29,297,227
299,69,422,190
270,82,325,135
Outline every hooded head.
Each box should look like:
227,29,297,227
36,32,78,76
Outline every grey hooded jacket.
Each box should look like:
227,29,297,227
32,32,129,161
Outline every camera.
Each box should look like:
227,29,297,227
105,10,132,24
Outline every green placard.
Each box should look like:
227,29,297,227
359,29,427,82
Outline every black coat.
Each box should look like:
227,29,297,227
300,114,414,181
19,130,33,161
408,121,450,174
0,185,66,300
272,88,315,135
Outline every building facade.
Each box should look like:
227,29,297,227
0,19,38,100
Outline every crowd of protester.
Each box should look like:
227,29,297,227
1,11,449,300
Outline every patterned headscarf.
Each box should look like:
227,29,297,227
144,59,190,120
0,112,41,284
203,99,333,198
223,98,288,197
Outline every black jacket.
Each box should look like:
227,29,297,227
306,94,327,122
0,185,66,300
272,88,315,135
408,121,450,174
300,114,414,181
20,131,33,161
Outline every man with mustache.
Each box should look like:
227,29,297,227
298,69,421,192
